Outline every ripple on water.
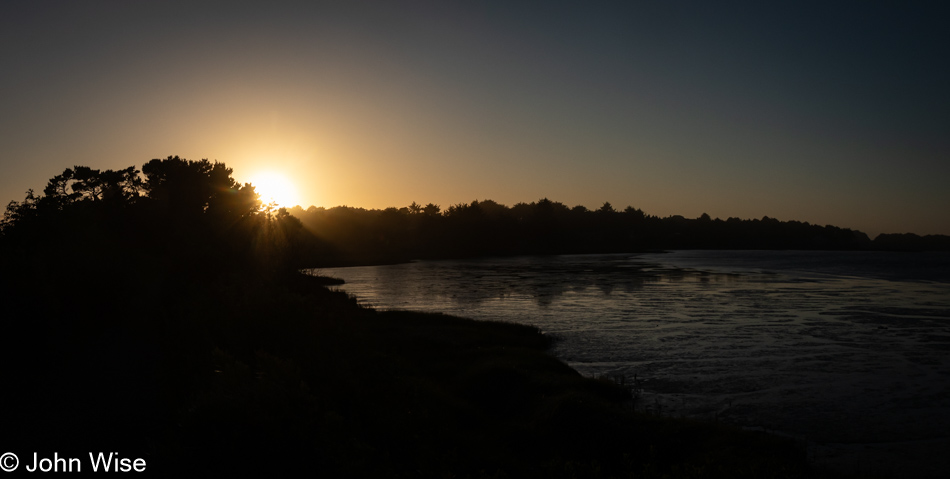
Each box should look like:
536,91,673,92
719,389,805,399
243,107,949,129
317,251,950,475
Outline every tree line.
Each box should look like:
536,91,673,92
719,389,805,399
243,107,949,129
287,199,948,266
5,160,946,278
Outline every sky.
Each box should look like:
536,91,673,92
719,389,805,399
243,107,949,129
2,1,948,238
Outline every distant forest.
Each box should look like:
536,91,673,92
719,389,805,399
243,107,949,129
286,200,950,266
3,161,947,274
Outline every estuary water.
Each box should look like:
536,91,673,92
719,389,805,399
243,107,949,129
315,251,950,476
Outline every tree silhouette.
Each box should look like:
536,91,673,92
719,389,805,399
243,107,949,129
142,156,254,216
422,203,441,216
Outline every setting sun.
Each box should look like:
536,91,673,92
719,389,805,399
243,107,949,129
248,171,301,208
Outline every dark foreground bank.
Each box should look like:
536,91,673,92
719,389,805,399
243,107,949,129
4,270,837,477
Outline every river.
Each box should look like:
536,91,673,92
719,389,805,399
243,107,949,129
314,250,950,477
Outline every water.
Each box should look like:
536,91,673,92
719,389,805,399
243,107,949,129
314,251,950,476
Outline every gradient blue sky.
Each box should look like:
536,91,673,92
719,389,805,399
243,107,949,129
2,1,948,237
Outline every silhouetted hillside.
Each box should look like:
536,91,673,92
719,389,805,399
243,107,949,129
1,157,314,465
